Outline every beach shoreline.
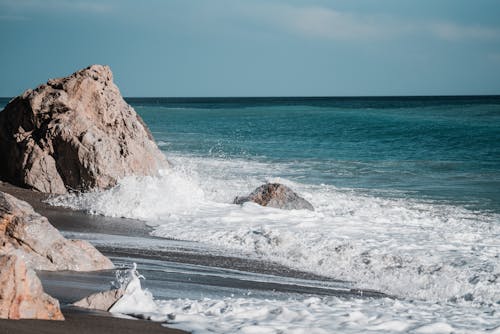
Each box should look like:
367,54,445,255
0,181,386,333
0,180,385,288
0,181,352,283
0,307,187,334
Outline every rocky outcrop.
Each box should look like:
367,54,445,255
0,191,113,271
0,65,167,194
234,183,314,211
73,289,124,311
0,254,64,320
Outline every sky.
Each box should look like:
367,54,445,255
1,0,500,97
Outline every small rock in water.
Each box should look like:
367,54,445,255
74,289,124,311
234,183,314,211
463,293,474,301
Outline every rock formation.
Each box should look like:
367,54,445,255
0,191,113,271
0,254,64,320
0,65,167,194
234,183,314,211
73,289,124,311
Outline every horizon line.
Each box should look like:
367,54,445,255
124,94,500,99
1,94,500,100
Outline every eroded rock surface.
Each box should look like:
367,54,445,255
0,254,64,320
0,191,113,271
234,183,314,211
0,65,167,194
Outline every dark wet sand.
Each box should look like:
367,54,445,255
0,308,185,334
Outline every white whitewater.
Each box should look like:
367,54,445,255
50,153,500,333
106,264,499,334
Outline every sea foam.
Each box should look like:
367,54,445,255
49,154,500,305
108,265,499,334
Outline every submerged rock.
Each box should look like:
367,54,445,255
0,191,114,271
0,65,167,194
73,288,124,311
234,183,314,211
0,254,64,320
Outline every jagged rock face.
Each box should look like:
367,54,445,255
0,191,114,271
0,254,64,320
0,65,167,194
234,183,314,211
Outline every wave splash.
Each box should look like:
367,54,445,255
108,264,500,334
49,155,500,304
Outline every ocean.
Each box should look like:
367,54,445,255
131,96,500,212
1,96,499,333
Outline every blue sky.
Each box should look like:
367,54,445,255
1,0,500,96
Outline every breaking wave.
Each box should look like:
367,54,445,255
49,154,500,305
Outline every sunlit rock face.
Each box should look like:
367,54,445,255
0,65,167,194
0,191,114,271
0,254,64,320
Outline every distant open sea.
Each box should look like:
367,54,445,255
124,96,500,213
2,95,500,332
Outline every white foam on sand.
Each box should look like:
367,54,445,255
109,265,499,334
49,154,500,332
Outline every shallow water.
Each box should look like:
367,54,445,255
20,96,500,332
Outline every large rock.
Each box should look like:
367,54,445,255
0,254,64,320
234,183,314,211
0,191,113,271
0,65,167,194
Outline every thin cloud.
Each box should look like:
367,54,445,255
0,0,112,14
428,22,500,41
279,6,399,40
241,3,398,40
239,2,500,42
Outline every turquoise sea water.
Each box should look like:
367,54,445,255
123,96,500,213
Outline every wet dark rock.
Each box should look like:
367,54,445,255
234,183,314,211
463,293,474,301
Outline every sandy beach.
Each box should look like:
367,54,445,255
0,308,186,334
